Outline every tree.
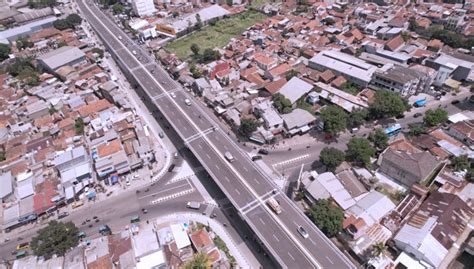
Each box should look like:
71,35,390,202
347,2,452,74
91,47,104,58
372,242,387,257
285,69,298,81
112,3,124,14
238,118,259,138
189,64,202,78
66,14,82,26
200,48,220,63
306,199,344,237
320,105,348,136
424,108,448,127
53,19,72,30
75,117,85,135
272,93,292,114
30,220,79,259
348,108,368,129
195,14,203,30
183,252,211,269
190,43,200,56
7,57,35,77
0,43,11,61
346,137,375,167
324,17,335,26
368,128,388,150
408,17,418,31
16,37,34,50
369,91,409,119
451,155,469,171
320,147,345,172
0,151,5,161
408,123,427,136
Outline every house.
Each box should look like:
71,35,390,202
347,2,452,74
252,98,284,135
425,53,474,86
253,53,278,71
189,229,214,253
277,77,313,105
304,172,356,210
370,64,427,96
446,120,474,148
315,82,369,112
265,63,291,81
309,50,378,88
378,147,441,187
37,46,86,73
394,191,473,268
281,109,316,136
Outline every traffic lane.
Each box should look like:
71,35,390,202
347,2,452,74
276,195,353,268
137,180,192,204
205,131,274,196
144,63,178,89
187,139,256,209
246,206,314,269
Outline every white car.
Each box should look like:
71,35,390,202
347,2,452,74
184,99,191,106
132,50,137,55
170,92,176,98
297,226,309,239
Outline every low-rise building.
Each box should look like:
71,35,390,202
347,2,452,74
281,108,316,136
370,64,427,96
37,46,87,73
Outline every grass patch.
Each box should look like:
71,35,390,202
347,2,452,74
340,83,362,95
165,10,267,60
213,235,236,267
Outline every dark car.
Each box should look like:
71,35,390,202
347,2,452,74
57,212,69,219
168,164,176,172
258,149,269,155
451,100,460,105
251,155,262,161
435,95,442,100
414,113,422,118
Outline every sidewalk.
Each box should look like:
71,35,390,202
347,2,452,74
154,213,260,269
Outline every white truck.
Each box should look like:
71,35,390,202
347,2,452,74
266,197,282,214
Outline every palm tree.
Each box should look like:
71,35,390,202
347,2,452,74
183,252,211,269
372,242,387,257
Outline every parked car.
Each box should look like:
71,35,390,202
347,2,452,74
258,149,269,155
251,155,262,161
168,164,176,172
414,113,422,118
58,212,69,219
451,100,460,105
184,99,191,106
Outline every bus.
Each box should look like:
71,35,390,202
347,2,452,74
384,124,402,137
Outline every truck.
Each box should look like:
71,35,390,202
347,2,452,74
414,99,427,107
186,202,201,210
266,197,282,214
224,151,234,162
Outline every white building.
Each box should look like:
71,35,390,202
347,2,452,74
131,0,156,17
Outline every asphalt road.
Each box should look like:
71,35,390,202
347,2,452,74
77,1,355,268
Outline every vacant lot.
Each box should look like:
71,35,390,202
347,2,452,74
165,10,267,60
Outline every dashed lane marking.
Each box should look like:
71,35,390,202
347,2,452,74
272,154,310,168
150,188,194,204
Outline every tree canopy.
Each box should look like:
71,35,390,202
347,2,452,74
319,147,345,172
30,220,80,259
369,91,409,119
190,43,200,56
368,128,389,151
28,0,57,8
320,105,348,136
238,118,259,138
424,108,448,127
272,93,293,114
0,44,11,62
451,155,469,172
306,199,344,237
347,108,368,129
16,37,34,50
183,252,211,269
112,3,124,14
53,14,82,30
346,137,375,167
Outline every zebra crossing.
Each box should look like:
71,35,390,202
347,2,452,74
272,154,310,168
150,188,195,204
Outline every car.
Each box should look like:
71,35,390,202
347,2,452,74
126,180,131,186
224,151,235,162
132,50,137,55
258,149,269,155
16,242,29,251
451,100,460,105
57,212,69,219
297,226,309,239
251,155,262,161
158,132,164,138
435,95,442,100
184,99,191,106
414,113,422,118
170,92,176,98
168,164,176,172
142,208,148,214
118,35,122,40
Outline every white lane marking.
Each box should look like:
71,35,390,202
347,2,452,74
215,164,221,171
272,234,280,242
224,176,230,182
205,154,211,159
235,189,241,195
198,144,203,149
309,238,317,246
288,252,295,261
253,178,261,185
243,166,249,172
258,218,266,225
326,257,334,265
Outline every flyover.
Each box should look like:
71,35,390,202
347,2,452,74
77,1,356,267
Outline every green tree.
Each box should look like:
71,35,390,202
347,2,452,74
348,108,368,129
30,220,79,260
424,108,448,127
272,93,292,114
200,48,220,63
369,91,409,119
66,14,82,26
16,37,34,50
285,69,298,81
0,43,11,61
324,17,335,26
372,242,387,257
346,137,375,167
408,17,418,31
53,19,72,30
451,155,469,171
183,252,211,269
189,64,202,78
319,147,345,172
340,82,361,95
7,57,35,77
91,47,104,58
238,118,259,138
195,13,203,30
112,3,124,14
306,199,344,237
0,151,5,161
320,105,348,136
190,43,200,56
75,118,85,135
368,128,389,150
408,123,427,136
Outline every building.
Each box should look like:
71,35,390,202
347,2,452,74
0,16,57,44
281,109,316,136
424,53,474,86
277,77,313,105
370,64,427,96
309,50,378,87
446,120,474,148
378,148,440,187
304,172,356,210
131,0,156,17
394,192,473,268
315,82,369,112
165,5,230,36
37,46,86,73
